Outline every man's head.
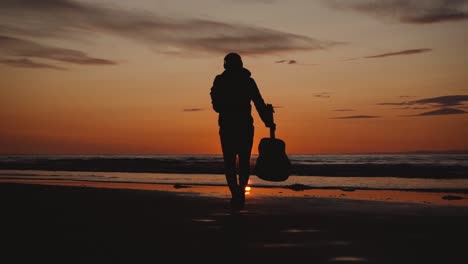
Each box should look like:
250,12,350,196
224,52,243,70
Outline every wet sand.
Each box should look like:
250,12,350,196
2,181,468,264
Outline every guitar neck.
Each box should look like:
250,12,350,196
270,126,276,139
266,103,276,139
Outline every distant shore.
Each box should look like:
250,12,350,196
2,181,468,263
1,155,467,178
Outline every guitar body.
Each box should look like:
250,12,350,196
255,137,291,182
254,104,291,182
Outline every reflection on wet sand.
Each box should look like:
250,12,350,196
0,178,467,206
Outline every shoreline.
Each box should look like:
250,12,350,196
1,156,467,178
2,169,468,192
1,178,467,206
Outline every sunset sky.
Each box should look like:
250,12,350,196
1,0,467,154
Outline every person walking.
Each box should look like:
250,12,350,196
210,52,274,211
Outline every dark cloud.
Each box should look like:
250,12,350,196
331,115,381,119
275,59,317,66
412,108,467,116
0,0,342,56
183,108,204,112
378,95,468,107
275,59,297,64
333,109,355,112
399,95,417,98
314,92,331,99
393,106,429,110
315,95,330,99
0,35,116,66
411,95,468,106
0,57,66,70
324,0,468,24
402,11,468,23
364,49,432,59
342,49,431,62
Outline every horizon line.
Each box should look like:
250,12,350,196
1,150,467,156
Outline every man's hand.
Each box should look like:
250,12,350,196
266,122,276,129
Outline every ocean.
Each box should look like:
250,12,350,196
0,154,467,192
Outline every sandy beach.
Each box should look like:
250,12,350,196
2,180,468,264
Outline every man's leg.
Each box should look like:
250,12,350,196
238,152,251,189
223,151,238,196
238,125,254,188
237,126,254,209
220,129,238,197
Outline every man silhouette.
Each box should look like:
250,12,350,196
210,52,274,211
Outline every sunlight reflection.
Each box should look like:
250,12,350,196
192,218,216,223
330,256,367,262
282,228,321,233
262,243,300,248
245,186,252,195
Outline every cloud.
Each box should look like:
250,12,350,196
342,49,431,62
393,106,429,110
0,0,342,56
314,92,331,98
324,0,468,24
183,108,204,112
411,95,468,106
412,108,467,116
275,59,297,64
399,95,417,98
341,57,360,61
333,109,355,112
0,35,116,67
275,59,317,65
364,49,432,59
331,115,381,119
0,57,66,70
378,95,468,107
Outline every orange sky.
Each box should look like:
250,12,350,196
0,0,467,154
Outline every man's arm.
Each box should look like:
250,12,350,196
250,78,275,127
210,76,222,113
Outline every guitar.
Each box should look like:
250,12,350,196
254,104,291,182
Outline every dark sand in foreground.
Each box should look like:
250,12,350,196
2,182,468,264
